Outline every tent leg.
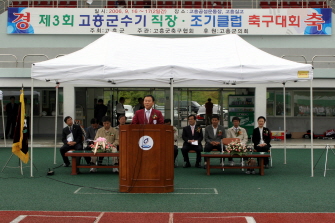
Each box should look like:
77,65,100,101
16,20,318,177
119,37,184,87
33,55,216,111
54,83,59,164
170,78,174,126
310,79,314,177
1,96,6,147
283,82,286,165
30,78,34,177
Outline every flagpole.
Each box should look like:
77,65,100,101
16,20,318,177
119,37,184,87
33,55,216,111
0,90,6,147
54,82,59,164
30,79,34,177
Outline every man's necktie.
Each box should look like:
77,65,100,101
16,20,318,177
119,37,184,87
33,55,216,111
146,110,150,123
191,126,194,135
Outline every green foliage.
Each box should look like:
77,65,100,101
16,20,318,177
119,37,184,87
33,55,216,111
115,89,235,108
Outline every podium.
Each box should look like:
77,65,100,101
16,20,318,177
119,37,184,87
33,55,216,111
119,124,174,193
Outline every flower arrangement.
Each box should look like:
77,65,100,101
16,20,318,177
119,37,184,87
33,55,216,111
152,114,158,120
90,137,117,154
226,140,248,156
235,128,242,137
263,129,269,137
217,130,223,136
196,127,201,133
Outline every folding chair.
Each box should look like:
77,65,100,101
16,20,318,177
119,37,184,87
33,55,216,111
185,141,204,167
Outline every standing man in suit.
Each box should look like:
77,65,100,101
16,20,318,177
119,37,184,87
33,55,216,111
181,115,203,168
205,98,213,126
131,95,164,124
116,97,126,125
226,116,249,168
94,99,107,126
60,116,84,167
3,96,18,139
204,115,225,168
252,116,271,170
133,97,144,113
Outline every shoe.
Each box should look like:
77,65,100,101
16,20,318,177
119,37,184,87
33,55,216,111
229,161,235,166
203,162,207,169
251,170,256,175
90,168,97,173
183,162,191,168
246,170,251,175
195,162,201,168
265,164,269,169
114,163,119,166
113,168,119,173
63,163,70,167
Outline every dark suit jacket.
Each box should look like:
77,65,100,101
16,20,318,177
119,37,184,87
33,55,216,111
85,125,102,141
94,104,107,122
131,108,164,124
182,125,203,147
5,102,19,120
252,127,271,148
204,125,226,144
62,124,83,145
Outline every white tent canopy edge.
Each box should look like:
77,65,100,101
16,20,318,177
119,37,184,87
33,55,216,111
30,33,314,177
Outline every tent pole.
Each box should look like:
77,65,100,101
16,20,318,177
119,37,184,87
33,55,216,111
54,83,59,164
30,78,34,177
310,79,314,177
283,82,286,164
1,92,6,147
170,78,174,126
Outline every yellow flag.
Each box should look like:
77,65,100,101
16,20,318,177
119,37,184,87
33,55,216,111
12,89,29,164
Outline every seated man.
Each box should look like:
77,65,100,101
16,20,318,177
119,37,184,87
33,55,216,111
85,118,102,164
226,116,248,166
164,118,178,167
204,115,226,168
90,116,119,173
181,115,203,168
60,116,84,167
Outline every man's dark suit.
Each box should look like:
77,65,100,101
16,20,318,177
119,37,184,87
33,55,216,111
252,127,271,165
94,104,107,125
60,124,84,165
181,125,203,165
204,124,226,162
5,102,18,139
85,125,102,141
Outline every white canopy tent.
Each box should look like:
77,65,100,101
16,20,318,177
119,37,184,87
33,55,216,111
31,33,314,177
